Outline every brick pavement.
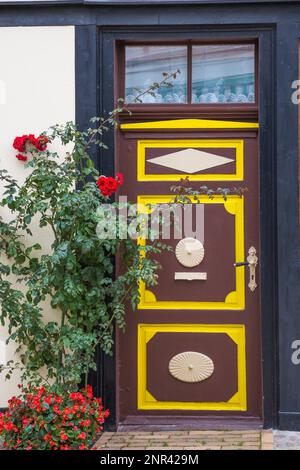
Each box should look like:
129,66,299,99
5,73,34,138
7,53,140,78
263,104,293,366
94,429,268,450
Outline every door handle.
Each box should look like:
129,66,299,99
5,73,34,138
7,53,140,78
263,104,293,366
234,246,258,292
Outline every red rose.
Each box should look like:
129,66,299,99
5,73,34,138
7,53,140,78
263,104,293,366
96,173,124,197
13,133,48,163
77,432,86,440
16,154,27,162
100,187,111,197
36,135,48,151
13,136,26,152
106,177,118,191
96,176,106,188
96,177,110,197
28,134,37,146
96,175,120,197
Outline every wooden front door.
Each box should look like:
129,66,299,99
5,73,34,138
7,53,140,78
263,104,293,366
116,118,262,426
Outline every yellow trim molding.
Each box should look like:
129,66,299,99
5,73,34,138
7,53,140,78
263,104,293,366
121,118,259,130
137,195,245,311
137,323,247,411
137,139,244,182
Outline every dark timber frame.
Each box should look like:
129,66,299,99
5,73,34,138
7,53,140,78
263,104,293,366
0,0,300,431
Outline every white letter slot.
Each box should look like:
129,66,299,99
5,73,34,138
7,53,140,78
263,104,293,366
175,272,207,281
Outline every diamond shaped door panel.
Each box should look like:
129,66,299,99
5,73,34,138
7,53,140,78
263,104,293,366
147,147,235,173
137,139,243,181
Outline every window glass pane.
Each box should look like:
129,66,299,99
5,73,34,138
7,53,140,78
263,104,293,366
192,44,255,104
125,46,187,104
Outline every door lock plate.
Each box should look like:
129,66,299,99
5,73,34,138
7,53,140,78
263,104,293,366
234,246,258,292
247,246,258,292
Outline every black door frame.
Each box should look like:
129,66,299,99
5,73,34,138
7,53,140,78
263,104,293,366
1,0,300,431
76,25,278,430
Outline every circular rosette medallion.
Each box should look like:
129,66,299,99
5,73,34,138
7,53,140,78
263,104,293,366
175,238,204,268
168,351,214,383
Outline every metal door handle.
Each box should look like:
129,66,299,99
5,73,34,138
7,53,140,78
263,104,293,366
234,261,250,267
234,246,258,292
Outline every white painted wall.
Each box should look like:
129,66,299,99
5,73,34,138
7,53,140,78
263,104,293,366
0,26,75,406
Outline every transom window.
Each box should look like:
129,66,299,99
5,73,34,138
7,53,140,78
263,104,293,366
124,43,255,105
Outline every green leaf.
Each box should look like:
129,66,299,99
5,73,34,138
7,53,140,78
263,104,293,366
15,254,26,264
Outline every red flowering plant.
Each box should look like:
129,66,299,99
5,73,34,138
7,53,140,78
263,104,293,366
0,385,109,450
96,173,124,197
0,72,178,450
13,133,49,162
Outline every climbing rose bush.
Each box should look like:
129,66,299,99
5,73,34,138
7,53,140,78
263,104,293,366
0,385,109,450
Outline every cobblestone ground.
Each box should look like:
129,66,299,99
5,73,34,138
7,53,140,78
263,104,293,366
94,430,269,450
273,431,300,450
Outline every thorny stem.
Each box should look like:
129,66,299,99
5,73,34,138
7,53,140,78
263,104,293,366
84,70,180,150
56,309,66,386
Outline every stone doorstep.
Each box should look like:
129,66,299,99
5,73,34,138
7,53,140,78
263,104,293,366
126,431,155,435
99,436,131,442
99,438,257,444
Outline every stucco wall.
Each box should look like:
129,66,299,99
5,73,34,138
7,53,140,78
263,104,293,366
0,26,75,407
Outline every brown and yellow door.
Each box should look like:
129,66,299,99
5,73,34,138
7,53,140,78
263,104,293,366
117,118,262,425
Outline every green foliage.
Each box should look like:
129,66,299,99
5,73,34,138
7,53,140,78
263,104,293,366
0,117,163,389
170,176,248,202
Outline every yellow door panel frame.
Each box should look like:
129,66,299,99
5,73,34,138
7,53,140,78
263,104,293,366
137,195,245,311
137,324,247,411
137,139,244,182
121,118,259,130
